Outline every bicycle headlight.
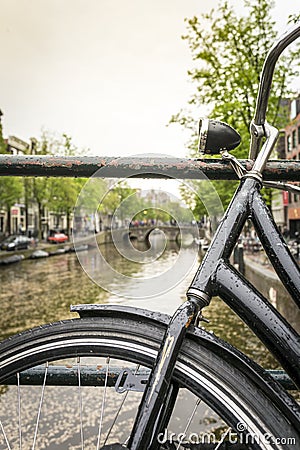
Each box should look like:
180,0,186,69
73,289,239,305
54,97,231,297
198,119,241,155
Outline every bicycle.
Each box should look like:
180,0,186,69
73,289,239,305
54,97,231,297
0,22,300,450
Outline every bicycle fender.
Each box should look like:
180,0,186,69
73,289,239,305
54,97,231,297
71,303,299,428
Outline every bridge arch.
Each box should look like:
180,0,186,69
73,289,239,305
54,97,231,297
125,225,196,243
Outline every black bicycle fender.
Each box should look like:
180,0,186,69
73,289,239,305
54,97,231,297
70,303,299,427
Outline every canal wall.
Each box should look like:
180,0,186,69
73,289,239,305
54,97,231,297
0,241,73,263
0,232,108,263
244,256,300,333
2,235,299,335
0,226,202,264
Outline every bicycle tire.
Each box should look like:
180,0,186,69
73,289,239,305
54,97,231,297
0,314,299,450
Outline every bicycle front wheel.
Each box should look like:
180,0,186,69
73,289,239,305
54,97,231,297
0,314,299,450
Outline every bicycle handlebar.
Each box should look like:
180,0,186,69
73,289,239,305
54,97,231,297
249,22,300,160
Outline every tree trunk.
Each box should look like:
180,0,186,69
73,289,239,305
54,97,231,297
6,204,11,235
38,203,43,241
24,179,30,236
67,211,71,239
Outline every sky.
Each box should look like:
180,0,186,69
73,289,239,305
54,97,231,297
0,0,298,162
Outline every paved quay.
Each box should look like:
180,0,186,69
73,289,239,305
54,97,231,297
0,241,71,263
244,252,300,333
244,253,280,280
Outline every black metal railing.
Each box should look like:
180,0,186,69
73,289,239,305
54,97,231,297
1,154,299,389
0,154,300,180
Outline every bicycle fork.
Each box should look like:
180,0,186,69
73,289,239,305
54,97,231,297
127,298,206,449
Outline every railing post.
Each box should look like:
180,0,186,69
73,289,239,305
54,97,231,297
233,242,245,275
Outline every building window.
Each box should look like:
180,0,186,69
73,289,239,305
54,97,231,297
287,134,292,152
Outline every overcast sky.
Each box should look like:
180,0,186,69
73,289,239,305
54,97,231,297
0,0,298,159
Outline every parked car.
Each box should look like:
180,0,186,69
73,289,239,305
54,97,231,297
47,232,69,244
0,235,32,251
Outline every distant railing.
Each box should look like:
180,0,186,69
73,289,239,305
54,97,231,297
0,155,299,180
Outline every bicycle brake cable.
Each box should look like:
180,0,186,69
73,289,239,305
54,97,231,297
263,180,300,194
221,151,300,195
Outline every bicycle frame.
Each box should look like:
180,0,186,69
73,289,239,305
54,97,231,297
1,21,299,450
124,22,300,449
187,176,300,384
125,176,300,449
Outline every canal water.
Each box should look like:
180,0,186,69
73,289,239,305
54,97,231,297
0,238,298,449
0,238,286,369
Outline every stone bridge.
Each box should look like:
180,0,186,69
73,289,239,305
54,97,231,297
110,225,203,244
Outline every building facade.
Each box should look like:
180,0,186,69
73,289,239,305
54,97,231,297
285,97,300,238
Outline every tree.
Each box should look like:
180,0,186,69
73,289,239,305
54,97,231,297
34,132,92,239
0,111,6,154
99,182,139,225
48,177,86,237
45,134,87,237
171,0,300,214
179,180,224,220
0,179,23,235
24,132,88,240
0,112,23,234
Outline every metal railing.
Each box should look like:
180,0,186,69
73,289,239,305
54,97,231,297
1,153,299,389
0,154,300,180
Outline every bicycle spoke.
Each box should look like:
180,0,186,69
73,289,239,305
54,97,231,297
0,420,12,450
17,372,22,450
0,305,298,450
175,398,201,450
103,389,129,445
31,362,48,450
214,427,231,450
96,356,110,450
77,357,84,450
103,364,141,446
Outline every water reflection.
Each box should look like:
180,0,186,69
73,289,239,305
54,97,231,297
0,240,299,447
0,240,298,368
76,233,199,299
0,252,108,340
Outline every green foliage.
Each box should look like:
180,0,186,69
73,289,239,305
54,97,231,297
0,121,104,236
38,133,86,216
0,123,7,154
132,199,191,224
288,13,300,23
177,0,299,157
40,133,93,236
29,131,101,238
99,182,139,221
0,175,23,234
171,0,300,213
0,178,23,210
75,178,107,214
180,179,226,220
0,116,23,233
48,178,86,235
98,183,191,225
133,207,170,224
